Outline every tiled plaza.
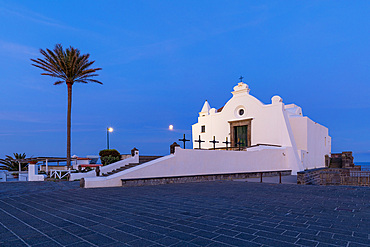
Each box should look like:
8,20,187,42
0,181,369,246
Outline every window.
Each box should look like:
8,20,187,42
239,109,245,116
201,125,206,133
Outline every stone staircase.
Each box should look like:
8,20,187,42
101,156,162,177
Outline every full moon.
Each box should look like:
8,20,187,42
169,125,174,130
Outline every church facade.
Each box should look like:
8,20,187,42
192,80,331,171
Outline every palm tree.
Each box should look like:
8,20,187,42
31,44,102,169
0,153,28,171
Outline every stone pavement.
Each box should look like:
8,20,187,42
0,181,369,247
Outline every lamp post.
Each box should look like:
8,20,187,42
107,127,113,149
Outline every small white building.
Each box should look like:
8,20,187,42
192,80,331,171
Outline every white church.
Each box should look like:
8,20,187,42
192,80,331,172
80,79,331,188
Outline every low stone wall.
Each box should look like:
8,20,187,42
297,168,350,185
120,170,291,187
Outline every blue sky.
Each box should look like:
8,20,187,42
0,1,369,161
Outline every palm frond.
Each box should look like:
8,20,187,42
31,44,102,85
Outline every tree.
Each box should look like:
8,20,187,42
0,153,28,171
31,44,102,169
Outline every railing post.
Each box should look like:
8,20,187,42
260,172,263,183
279,172,282,184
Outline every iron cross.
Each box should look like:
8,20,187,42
222,137,231,150
194,135,205,149
209,136,219,150
239,76,244,82
236,138,244,151
178,134,190,149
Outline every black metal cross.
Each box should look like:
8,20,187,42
178,134,190,149
239,76,244,82
209,136,219,150
236,138,244,151
194,135,205,149
222,137,231,150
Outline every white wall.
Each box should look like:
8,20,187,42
289,117,331,169
84,146,297,188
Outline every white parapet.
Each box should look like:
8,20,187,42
28,164,44,181
69,151,139,181
84,146,297,188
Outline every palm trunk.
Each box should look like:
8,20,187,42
67,83,72,169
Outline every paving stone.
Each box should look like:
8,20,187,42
317,231,334,238
234,232,257,242
333,233,370,245
0,231,19,241
22,235,51,245
155,236,181,245
295,238,319,246
298,232,348,246
132,229,165,241
105,242,130,247
206,242,234,247
170,241,199,247
347,242,370,247
166,230,197,241
253,236,299,247
249,224,285,234
282,230,300,237
127,238,156,246
113,223,141,233
316,243,341,247
255,230,297,243
0,181,369,247
213,235,256,246
80,233,117,246
33,240,63,246
188,222,219,232
190,236,215,246
169,224,198,233
214,228,240,237
352,231,369,239
105,230,139,242
230,226,257,235
141,224,173,235
0,239,28,247
192,230,220,239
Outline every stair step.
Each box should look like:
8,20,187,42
139,156,162,164
101,160,157,177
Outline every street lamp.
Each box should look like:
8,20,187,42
107,127,113,149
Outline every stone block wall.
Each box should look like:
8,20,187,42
330,151,354,168
121,170,291,187
297,168,351,185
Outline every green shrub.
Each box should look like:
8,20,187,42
99,149,120,157
99,149,121,166
101,155,120,166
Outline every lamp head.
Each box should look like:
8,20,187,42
107,127,113,132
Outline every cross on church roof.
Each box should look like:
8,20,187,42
194,135,205,149
209,136,219,150
178,134,190,149
222,137,231,150
236,138,244,151
239,76,244,82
